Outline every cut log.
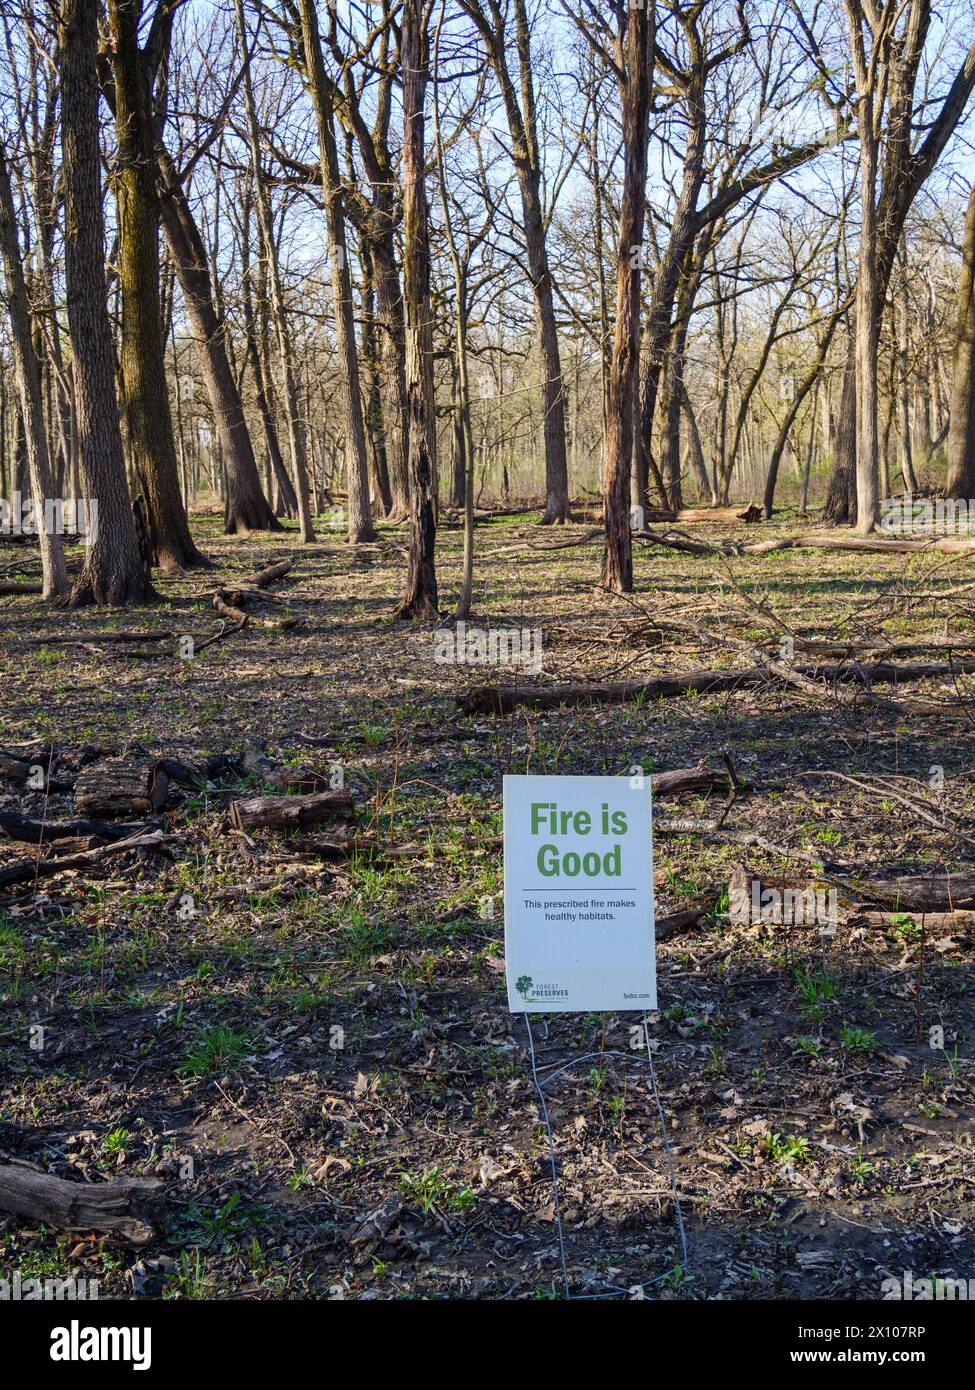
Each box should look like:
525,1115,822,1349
74,758,170,819
459,656,975,714
651,764,731,798
856,909,975,931
229,789,354,831
656,901,715,939
0,1154,164,1244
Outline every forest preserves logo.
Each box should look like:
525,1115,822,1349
514,974,568,1002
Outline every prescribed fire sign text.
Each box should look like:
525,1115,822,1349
503,775,655,1012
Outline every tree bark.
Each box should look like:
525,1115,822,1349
394,0,439,618
601,1,653,594
59,0,152,606
108,0,208,572
298,0,376,544
234,0,315,542
155,145,280,535
946,180,975,498
0,142,68,598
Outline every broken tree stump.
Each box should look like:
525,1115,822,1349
229,789,354,831
0,1153,165,1244
73,758,170,819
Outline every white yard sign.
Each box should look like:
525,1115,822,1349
503,775,655,1013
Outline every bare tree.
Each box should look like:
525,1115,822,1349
395,0,439,618
946,180,975,498
296,0,376,544
59,0,151,605
107,0,209,570
0,139,67,597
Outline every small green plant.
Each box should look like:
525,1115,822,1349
177,1025,250,1076
793,1035,823,1059
840,1025,878,1053
705,1045,726,1078
101,1127,132,1157
398,1166,474,1215
850,1147,876,1183
795,968,836,1022
761,1132,810,1164
164,1249,210,1300
398,1167,452,1213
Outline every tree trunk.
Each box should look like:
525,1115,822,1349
240,194,299,518
298,0,376,544
373,240,410,517
234,0,315,542
108,0,208,573
59,0,151,606
394,0,439,619
946,181,975,498
0,143,68,598
601,2,652,594
460,0,570,523
360,243,393,515
822,346,857,524
155,145,279,535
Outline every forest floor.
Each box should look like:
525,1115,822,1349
1,508,974,1301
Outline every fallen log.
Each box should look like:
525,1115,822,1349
74,758,170,819
856,909,975,932
0,811,148,844
634,527,975,558
459,656,975,714
656,900,716,939
252,557,294,589
0,1154,164,1244
0,580,42,596
229,789,354,831
0,828,174,891
213,588,299,629
12,628,176,645
676,505,762,524
857,871,975,912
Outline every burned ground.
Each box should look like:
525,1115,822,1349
1,513,973,1300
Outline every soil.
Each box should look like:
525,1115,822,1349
1,512,973,1300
